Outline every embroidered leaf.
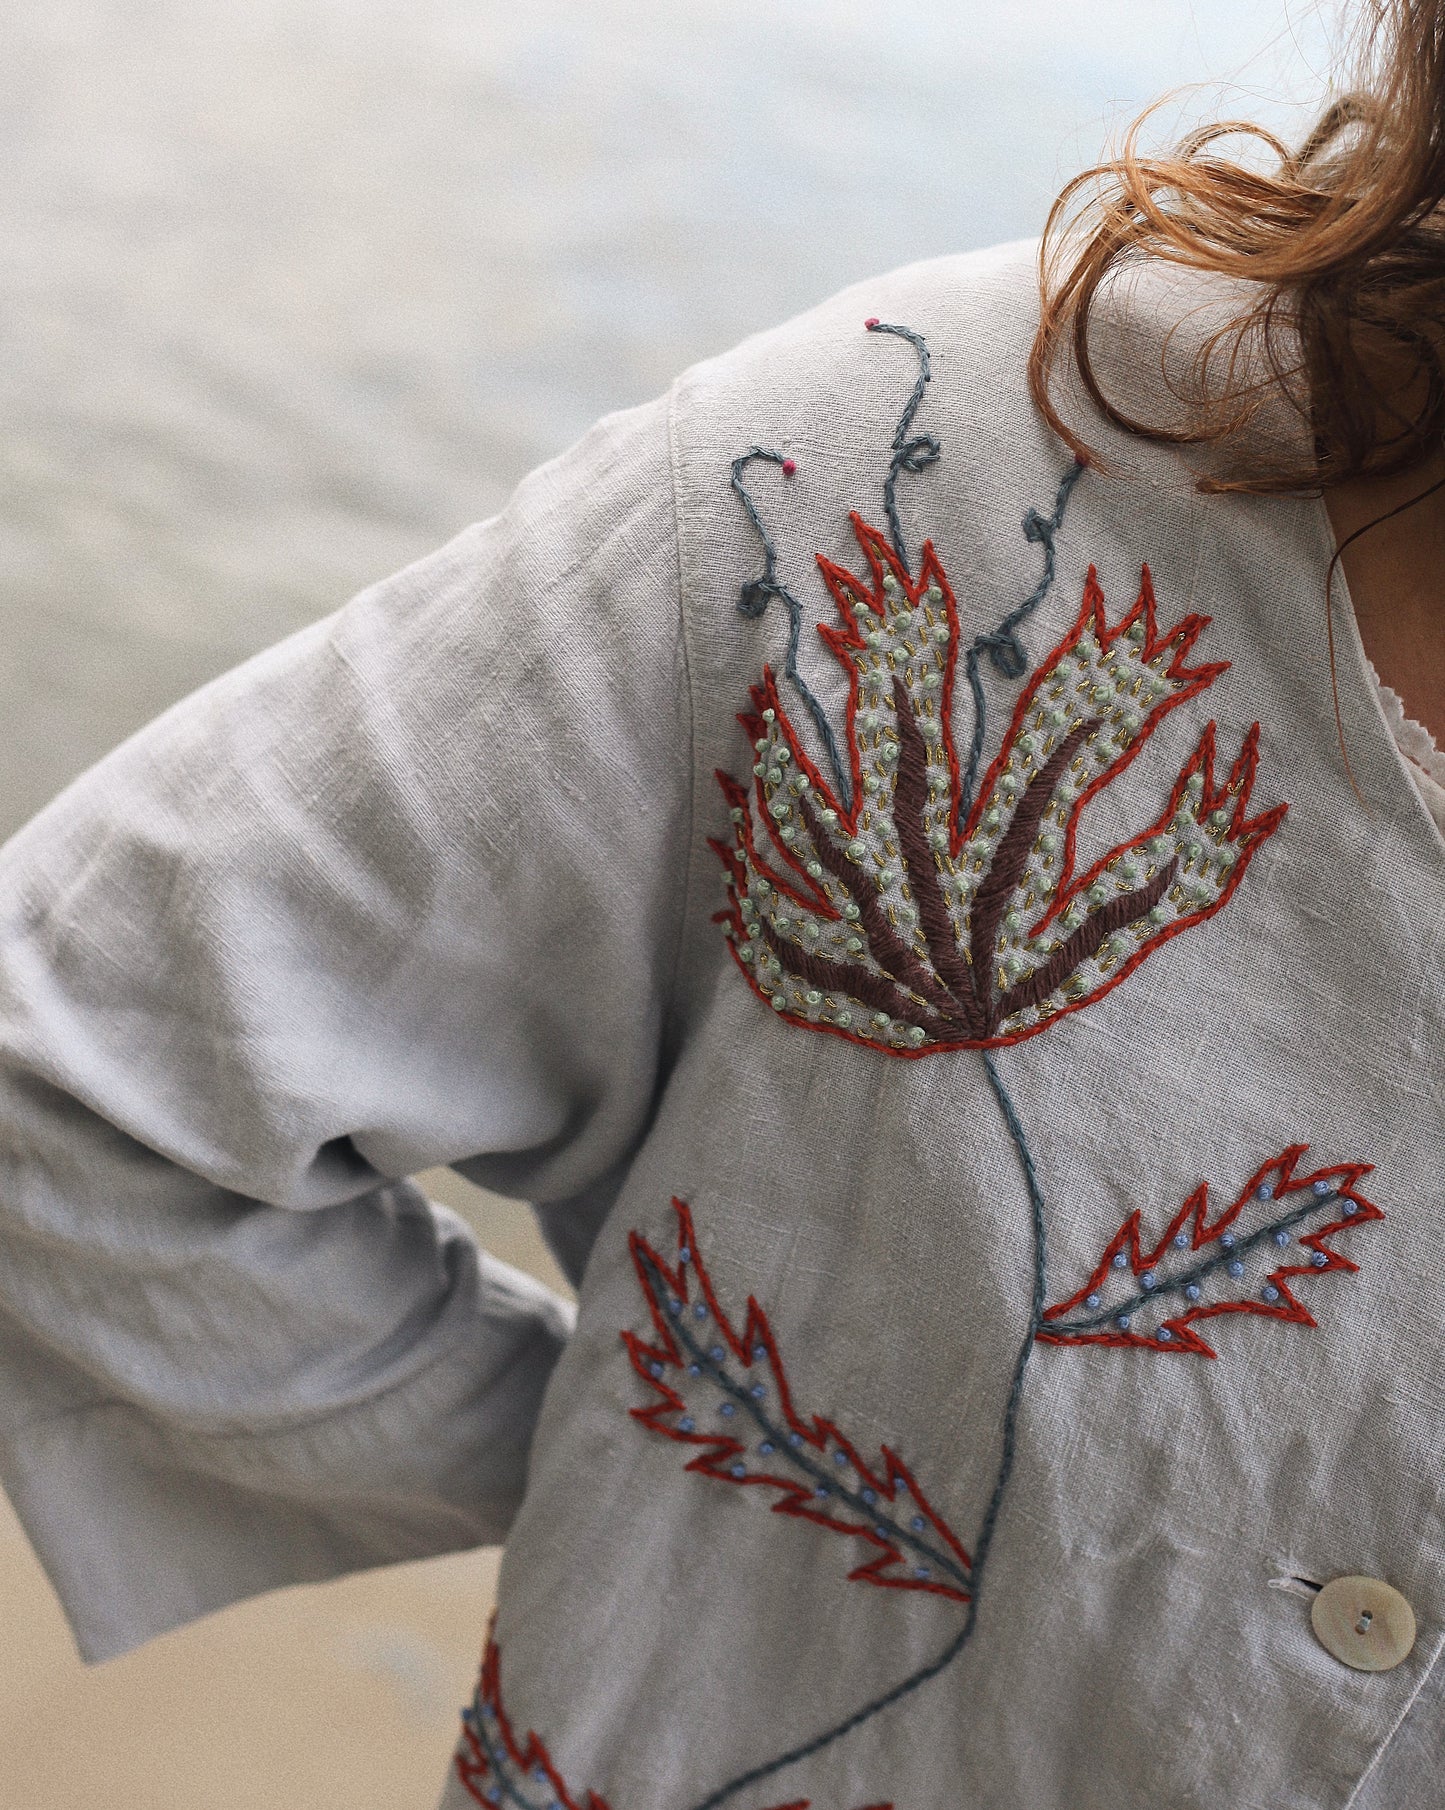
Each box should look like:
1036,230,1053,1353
712,517,1286,1054
623,1198,972,1604
459,1633,893,1810
1037,1145,1383,1357
459,1635,614,1810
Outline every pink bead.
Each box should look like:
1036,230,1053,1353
865,316,880,328
781,458,796,478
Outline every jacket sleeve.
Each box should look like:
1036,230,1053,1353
0,393,694,1662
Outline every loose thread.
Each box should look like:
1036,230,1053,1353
957,459,1084,830
865,320,939,576
685,1053,1047,1810
730,448,852,810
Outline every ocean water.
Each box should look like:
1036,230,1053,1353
0,0,1336,833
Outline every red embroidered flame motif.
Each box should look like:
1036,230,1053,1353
457,1631,892,1810
623,1198,973,1603
711,516,1286,1054
1038,1145,1383,1357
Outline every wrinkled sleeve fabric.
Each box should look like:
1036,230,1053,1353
0,394,693,1662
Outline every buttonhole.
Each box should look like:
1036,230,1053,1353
1268,1573,1324,1600
1355,1610,1374,1634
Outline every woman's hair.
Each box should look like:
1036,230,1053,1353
1030,1,1445,494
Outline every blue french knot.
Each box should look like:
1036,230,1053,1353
730,447,852,810
689,1050,1042,1810
864,319,939,576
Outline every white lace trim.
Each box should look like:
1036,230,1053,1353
1369,660,1445,787
1368,658,1445,834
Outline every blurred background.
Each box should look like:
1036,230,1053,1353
0,2,1338,1804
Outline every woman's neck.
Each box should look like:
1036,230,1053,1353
1324,451,1445,746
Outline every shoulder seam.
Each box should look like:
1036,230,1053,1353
661,376,701,1042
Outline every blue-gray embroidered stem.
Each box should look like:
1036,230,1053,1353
687,1051,1046,1810
969,1051,1047,1577
640,1249,972,1593
865,319,939,576
461,1702,547,1810
730,448,852,810
956,459,1085,830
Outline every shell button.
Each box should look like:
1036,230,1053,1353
1311,1576,1417,1673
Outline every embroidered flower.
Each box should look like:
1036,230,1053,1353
713,517,1286,1054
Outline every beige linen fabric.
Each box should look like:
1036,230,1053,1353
0,242,1440,1808
0,401,687,1655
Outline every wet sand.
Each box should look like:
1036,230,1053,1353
0,1496,501,1810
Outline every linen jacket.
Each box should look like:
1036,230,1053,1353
0,240,1440,1810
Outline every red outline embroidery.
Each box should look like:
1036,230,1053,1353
712,517,1287,1056
1037,1145,1383,1357
967,564,1224,891
811,521,966,836
456,1629,892,1810
623,1198,972,1604
458,1629,613,1810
